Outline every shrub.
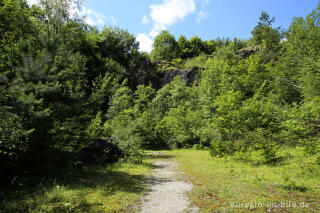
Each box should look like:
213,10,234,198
251,129,279,164
155,105,201,148
209,139,235,158
107,110,143,164
283,97,320,155
86,111,106,141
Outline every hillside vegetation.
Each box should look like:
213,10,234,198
1,0,320,212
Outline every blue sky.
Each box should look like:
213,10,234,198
28,0,319,52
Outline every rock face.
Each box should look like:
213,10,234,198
129,65,199,90
237,46,260,59
159,67,198,88
76,138,123,165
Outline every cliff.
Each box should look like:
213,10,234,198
129,66,199,90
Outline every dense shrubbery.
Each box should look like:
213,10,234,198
144,7,320,166
0,0,147,181
1,0,320,185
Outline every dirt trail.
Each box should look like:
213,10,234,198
140,160,198,213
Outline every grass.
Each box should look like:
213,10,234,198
0,157,157,213
168,147,320,212
2,148,319,212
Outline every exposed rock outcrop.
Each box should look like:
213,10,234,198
159,66,198,87
129,66,200,90
237,46,260,59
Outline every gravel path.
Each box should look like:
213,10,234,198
140,160,198,213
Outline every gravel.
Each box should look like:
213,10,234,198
140,160,199,213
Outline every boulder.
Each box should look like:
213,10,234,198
76,138,123,166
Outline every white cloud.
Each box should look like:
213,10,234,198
78,6,108,26
136,33,153,53
202,0,210,8
79,6,118,27
97,19,104,25
149,0,196,37
110,17,118,25
142,15,150,24
84,17,95,26
149,24,166,37
196,11,210,23
27,0,39,5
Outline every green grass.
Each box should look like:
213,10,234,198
2,148,319,213
168,148,320,213
0,158,157,213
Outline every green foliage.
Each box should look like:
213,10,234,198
251,11,280,50
177,35,192,59
156,105,201,148
151,30,179,61
189,36,205,57
105,84,144,163
89,58,126,112
86,111,105,141
283,97,320,155
133,84,155,114
99,27,139,69
134,109,161,148
286,6,320,99
2,0,320,204
0,0,34,81
107,82,133,119
50,115,89,151
0,108,32,158
0,0,153,183
151,76,191,115
249,129,279,164
182,54,208,69
107,109,143,164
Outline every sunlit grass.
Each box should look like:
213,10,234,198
169,148,320,213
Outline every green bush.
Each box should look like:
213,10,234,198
283,97,320,155
209,139,235,158
107,110,143,164
86,111,107,141
156,105,201,148
251,129,279,164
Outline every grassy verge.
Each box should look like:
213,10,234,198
0,157,157,213
169,148,320,213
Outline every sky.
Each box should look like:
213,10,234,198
27,0,319,53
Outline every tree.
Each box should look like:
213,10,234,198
133,84,155,114
251,11,280,51
203,39,217,55
107,81,133,119
99,27,139,69
189,36,205,57
287,5,320,99
177,35,191,59
0,0,34,86
151,30,179,61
